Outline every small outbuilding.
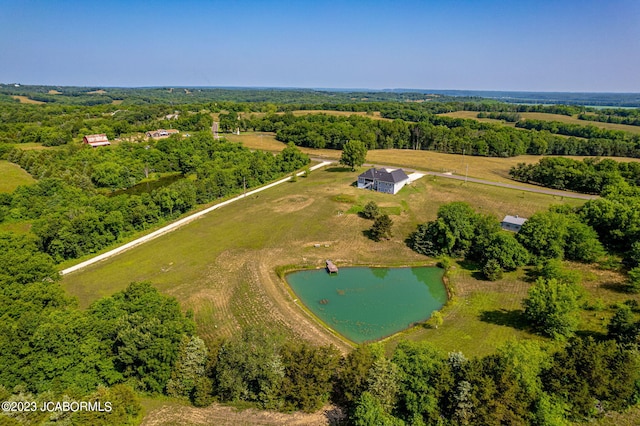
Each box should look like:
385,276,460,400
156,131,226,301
82,134,110,147
501,215,527,232
357,168,410,195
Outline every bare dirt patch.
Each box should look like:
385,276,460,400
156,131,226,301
270,195,314,213
141,402,343,426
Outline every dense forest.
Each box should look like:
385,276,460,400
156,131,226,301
2,86,640,425
3,84,639,107
1,135,308,262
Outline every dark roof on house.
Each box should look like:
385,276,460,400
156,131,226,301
359,168,409,184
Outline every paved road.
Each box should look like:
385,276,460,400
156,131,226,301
425,171,598,200
60,161,332,275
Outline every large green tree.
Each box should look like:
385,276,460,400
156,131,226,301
340,139,367,171
279,342,340,412
483,232,529,271
523,278,581,339
214,326,284,409
517,212,568,260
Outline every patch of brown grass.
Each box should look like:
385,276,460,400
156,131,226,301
11,95,44,104
440,111,512,125
228,132,640,186
290,110,389,121
440,111,640,135
520,112,640,134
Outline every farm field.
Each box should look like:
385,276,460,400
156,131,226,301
441,110,640,134
226,131,640,185
62,163,590,358
10,95,45,104
0,160,36,192
290,109,388,120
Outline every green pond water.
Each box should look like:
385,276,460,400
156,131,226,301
286,267,447,344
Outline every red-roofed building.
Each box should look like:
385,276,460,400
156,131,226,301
83,134,110,147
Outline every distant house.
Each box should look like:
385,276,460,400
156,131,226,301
501,215,527,232
357,168,410,195
82,134,110,147
146,129,179,139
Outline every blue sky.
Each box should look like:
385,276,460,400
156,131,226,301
1,0,638,92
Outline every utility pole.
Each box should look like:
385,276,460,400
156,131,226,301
465,164,469,183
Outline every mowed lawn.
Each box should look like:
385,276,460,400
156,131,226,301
0,160,35,192
62,164,589,357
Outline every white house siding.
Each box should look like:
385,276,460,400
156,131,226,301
392,179,409,194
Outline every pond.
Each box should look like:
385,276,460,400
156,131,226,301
286,266,447,344
109,174,183,197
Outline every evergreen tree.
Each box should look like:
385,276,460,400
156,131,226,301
369,214,393,241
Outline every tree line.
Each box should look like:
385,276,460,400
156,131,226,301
509,157,640,194
578,109,640,127
238,111,640,158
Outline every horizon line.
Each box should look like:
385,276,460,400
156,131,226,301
2,83,639,95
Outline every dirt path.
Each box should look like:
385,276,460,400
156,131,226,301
60,161,332,276
212,121,220,139
141,403,344,426
253,254,353,353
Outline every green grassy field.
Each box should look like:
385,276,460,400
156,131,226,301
62,164,591,356
0,160,35,192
